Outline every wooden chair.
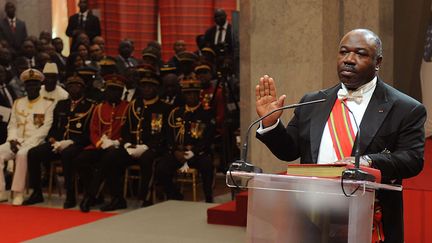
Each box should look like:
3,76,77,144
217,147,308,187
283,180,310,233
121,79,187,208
176,168,199,201
48,160,63,199
123,164,141,198
48,160,78,200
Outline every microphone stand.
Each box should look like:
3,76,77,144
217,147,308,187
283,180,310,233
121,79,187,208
229,98,326,173
340,101,375,182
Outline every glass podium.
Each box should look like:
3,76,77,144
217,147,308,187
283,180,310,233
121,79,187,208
226,171,401,243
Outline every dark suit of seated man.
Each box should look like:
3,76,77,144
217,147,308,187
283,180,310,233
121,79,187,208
255,29,426,243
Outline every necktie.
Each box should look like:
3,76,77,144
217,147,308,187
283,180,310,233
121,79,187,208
123,91,129,101
10,19,15,33
217,27,224,44
79,14,84,28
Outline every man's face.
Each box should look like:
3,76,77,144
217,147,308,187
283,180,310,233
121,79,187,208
105,86,123,103
119,42,133,58
52,38,63,53
196,69,212,84
78,0,88,13
43,73,57,92
183,90,200,106
25,80,41,100
22,41,36,58
74,55,84,68
77,44,88,59
77,33,90,46
5,2,15,19
89,44,102,61
174,41,186,54
93,37,105,51
45,44,56,58
139,82,158,100
214,10,227,26
337,31,382,90
162,74,179,96
0,48,11,65
66,83,84,100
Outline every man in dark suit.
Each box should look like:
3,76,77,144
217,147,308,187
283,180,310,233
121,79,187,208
255,29,426,243
0,65,15,143
0,2,28,52
66,0,101,49
204,9,233,57
115,40,138,74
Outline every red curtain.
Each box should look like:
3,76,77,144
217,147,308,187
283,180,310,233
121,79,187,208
88,0,158,58
159,0,237,62
86,0,236,62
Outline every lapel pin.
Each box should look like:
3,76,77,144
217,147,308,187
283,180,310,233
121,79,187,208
378,109,384,113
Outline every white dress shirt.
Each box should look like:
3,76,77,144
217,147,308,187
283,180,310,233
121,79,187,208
214,21,228,45
122,87,136,102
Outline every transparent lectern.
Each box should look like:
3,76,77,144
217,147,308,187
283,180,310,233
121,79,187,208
226,171,401,243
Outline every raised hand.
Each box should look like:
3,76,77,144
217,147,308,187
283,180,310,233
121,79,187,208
255,75,286,127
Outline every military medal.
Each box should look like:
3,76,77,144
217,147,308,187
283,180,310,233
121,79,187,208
151,113,163,134
76,122,82,128
190,121,205,139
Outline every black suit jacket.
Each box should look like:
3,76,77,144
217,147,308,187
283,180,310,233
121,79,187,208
0,17,27,51
66,12,101,42
204,23,234,55
0,84,16,143
0,84,16,108
115,55,138,74
257,78,426,242
47,98,95,146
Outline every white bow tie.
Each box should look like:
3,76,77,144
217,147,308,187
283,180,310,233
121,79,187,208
337,89,363,104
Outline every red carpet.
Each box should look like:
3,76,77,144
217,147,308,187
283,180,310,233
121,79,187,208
0,205,115,243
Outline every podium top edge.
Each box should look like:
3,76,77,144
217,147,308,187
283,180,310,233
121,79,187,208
227,171,402,191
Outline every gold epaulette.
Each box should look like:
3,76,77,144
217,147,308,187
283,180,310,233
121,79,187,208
167,107,180,128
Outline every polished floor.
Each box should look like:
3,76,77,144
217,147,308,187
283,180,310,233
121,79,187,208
26,200,246,243
1,172,233,213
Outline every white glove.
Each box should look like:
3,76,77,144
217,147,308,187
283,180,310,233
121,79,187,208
52,140,74,153
179,162,190,173
184,150,194,160
126,144,149,158
101,137,120,149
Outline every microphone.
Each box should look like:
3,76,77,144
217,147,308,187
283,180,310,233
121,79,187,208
340,100,375,181
229,98,326,173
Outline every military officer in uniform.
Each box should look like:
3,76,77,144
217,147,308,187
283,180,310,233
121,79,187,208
0,69,55,205
119,66,171,207
195,61,225,135
76,66,104,103
155,76,215,203
74,74,129,212
40,63,69,104
23,75,95,208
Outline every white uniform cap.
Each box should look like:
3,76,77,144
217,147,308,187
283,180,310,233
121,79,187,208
42,62,59,74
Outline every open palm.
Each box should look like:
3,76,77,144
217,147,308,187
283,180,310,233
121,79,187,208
255,75,286,127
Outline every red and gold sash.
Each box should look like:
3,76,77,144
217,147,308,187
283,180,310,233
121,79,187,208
327,98,356,160
327,98,384,242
